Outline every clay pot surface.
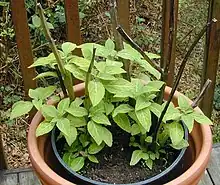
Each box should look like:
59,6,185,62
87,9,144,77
28,83,212,185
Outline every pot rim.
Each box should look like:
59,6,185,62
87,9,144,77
28,84,212,185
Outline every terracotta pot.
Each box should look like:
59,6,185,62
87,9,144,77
28,84,212,185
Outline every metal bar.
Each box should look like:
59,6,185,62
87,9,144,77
201,0,220,117
116,0,130,34
11,0,36,97
160,0,179,86
64,0,81,45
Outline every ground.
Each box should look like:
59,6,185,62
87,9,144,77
0,0,219,169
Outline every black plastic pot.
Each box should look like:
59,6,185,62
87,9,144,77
51,123,188,185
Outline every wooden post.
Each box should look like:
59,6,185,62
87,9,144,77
64,0,81,45
201,0,220,117
11,0,36,97
116,0,130,34
0,133,7,169
160,0,179,86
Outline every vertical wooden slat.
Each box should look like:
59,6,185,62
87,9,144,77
116,0,130,34
11,0,36,96
0,133,7,169
201,0,220,117
161,0,179,86
64,0,81,45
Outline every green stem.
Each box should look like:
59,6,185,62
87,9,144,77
85,47,96,110
109,0,131,81
37,3,75,101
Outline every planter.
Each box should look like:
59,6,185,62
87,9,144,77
28,83,212,185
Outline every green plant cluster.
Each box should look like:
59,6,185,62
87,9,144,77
10,38,212,172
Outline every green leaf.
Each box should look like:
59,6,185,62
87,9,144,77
166,122,184,146
181,114,194,132
88,80,105,106
149,103,162,117
64,126,77,146
131,79,144,96
57,118,77,146
178,95,192,111
47,22,54,29
66,106,88,117
131,124,141,136
69,56,90,71
32,99,42,110
101,127,113,147
137,59,161,79
149,152,156,160
70,157,85,171
95,62,126,75
10,101,33,119
102,78,133,94
112,104,134,117
63,153,75,166
113,113,131,133
65,64,86,81
70,97,84,107
145,136,153,143
28,86,56,100
89,101,105,117
135,96,151,111
97,73,117,81
57,98,70,115
79,134,90,147
106,59,123,68
192,112,212,125
163,103,181,121
104,102,114,115
88,121,103,145
145,159,153,169
33,72,57,80
130,150,143,166
67,115,87,127
32,15,41,28
88,155,99,163
92,113,111,125
141,153,149,160
105,38,115,51
41,105,58,119
170,139,189,150
29,54,57,68
144,52,161,59
88,142,105,154
62,42,77,55
36,121,55,137
135,108,151,132
50,95,60,103
146,81,164,90
128,112,147,134
56,118,70,136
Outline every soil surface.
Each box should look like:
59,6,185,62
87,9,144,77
64,126,179,184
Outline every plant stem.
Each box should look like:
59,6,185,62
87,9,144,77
110,0,131,81
152,22,211,146
191,79,212,109
37,3,75,100
55,65,68,98
85,47,96,110
116,26,164,75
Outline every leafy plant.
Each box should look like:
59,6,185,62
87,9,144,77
9,3,212,173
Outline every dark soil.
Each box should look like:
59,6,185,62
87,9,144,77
57,124,180,184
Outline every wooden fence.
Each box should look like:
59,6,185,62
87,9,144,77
0,0,219,170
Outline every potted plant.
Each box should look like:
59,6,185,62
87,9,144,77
9,4,212,185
